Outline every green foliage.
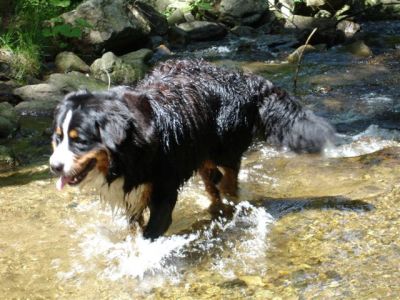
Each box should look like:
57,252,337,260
50,0,71,7
0,0,86,82
189,0,213,11
189,0,215,20
0,31,41,82
42,17,92,41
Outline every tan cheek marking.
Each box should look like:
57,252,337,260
73,149,110,175
69,129,79,139
51,141,56,151
56,127,62,135
94,150,110,175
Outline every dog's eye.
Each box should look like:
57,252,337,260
70,136,89,145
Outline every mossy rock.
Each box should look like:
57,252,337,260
90,50,151,85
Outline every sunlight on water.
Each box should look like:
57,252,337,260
326,125,400,158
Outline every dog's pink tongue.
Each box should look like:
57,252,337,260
56,176,70,191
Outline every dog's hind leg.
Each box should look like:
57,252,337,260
218,165,239,200
199,160,233,218
143,186,178,240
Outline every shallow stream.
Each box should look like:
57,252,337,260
1,22,400,299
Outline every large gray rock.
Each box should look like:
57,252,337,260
0,102,18,138
218,0,268,25
90,49,151,85
13,72,108,116
47,72,109,92
177,21,227,41
61,0,167,53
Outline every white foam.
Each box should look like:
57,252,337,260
326,125,400,158
56,201,274,287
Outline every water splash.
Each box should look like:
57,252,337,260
56,201,274,287
326,125,400,158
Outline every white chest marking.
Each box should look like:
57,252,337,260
81,170,151,219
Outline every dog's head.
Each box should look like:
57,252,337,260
50,89,153,189
50,88,154,189
50,91,110,190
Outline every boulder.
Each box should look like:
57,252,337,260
177,21,227,41
13,72,108,116
90,49,151,85
167,7,186,25
218,0,268,25
60,0,167,54
55,52,90,73
133,1,168,36
0,102,19,138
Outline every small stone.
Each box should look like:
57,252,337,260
239,275,264,286
55,52,90,73
345,40,373,57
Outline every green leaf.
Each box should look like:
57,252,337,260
74,18,93,29
197,2,212,10
67,27,82,38
49,0,71,8
53,24,82,38
49,16,64,24
42,27,54,37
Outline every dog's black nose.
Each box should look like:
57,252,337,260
50,163,64,174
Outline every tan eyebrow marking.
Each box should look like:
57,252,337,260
56,127,62,135
69,129,79,139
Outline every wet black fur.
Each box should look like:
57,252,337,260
53,59,335,239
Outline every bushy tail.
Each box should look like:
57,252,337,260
258,87,336,153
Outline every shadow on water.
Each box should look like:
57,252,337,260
256,195,375,219
0,164,51,188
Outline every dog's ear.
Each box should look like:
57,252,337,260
122,91,155,144
95,96,133,152
96,92,154,151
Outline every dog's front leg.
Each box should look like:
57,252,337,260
142,186,178,240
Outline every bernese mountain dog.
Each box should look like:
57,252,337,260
49,59,335,239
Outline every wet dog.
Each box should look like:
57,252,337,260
50,59,335,239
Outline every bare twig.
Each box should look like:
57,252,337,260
293,27,318,94
102,68,111,90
